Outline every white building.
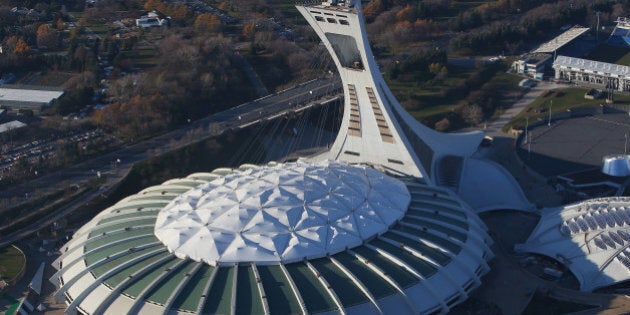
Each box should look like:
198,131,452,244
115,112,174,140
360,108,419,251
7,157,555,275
0,85,65,110
136,11,168,28
554,55,630,92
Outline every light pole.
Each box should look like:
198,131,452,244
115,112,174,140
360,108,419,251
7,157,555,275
548,100,553,126
596,11,601,42
525,116,529,144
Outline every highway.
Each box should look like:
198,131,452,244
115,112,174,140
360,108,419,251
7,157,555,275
0,76,342,246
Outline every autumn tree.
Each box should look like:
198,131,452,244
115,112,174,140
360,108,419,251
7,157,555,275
243,22,256,40
37,24,57,49
395,5,416,23
194,14,222,33
363,0,386,21
13,37,31,56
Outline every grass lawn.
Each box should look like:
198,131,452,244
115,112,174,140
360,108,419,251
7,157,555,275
387,65,476,121
0,246,26,281
388,64,523,127
587,44,630,66
132,47,158,69
504,87,630,131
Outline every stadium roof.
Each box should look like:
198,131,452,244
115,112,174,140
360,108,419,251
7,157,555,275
516,197,630,291
52,161,493,315
533,26,590,53
553,55,630,77
155,160,410,265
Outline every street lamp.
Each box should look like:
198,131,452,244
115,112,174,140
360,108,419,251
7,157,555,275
525,116,529,144
548,100,553,126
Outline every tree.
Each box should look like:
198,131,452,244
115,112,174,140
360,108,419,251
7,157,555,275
37,24,57,49
243,22,256,40
396,5,416,22
13,37,30,56
363,0,385,21
194,14,221,33
462,104,483,126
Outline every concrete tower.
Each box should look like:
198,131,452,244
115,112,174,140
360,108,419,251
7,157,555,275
298,0,532,212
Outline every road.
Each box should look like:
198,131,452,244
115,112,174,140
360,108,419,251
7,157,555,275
0,77,342,245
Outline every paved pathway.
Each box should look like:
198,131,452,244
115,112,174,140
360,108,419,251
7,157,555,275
484,81,566,136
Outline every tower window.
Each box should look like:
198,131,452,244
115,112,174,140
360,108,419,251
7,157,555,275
327,18,337,23
339,19,349,25
315,16,324,22
324,33,364,70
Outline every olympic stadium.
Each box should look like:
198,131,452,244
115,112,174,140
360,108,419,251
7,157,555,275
50,1,533,314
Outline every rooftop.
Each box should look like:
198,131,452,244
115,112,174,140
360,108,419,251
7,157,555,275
0,85,64,107
154,160,411,265
554,55,630,77
533,26,590,53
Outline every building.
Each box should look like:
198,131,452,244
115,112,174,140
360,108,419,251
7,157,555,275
553,56,630,92
136,11,168,28
512,53,552,79
0,85,65,110
516,197,630,291
51,1,533,314
513,26,590,79
608,17,630,47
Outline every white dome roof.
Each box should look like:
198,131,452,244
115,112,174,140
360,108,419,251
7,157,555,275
154,160,411,265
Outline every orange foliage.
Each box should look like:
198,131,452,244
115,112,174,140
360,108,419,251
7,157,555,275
396,5,415,22
242,22,256,39
14,37,31,55
363,0,385,20
194,14,221,33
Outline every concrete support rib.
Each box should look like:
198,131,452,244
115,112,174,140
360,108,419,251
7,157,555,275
305,261,347,315
196,267,219,314
63,247,168,313
127,259,188,314
52,229,155,280
162,262,203,314
91,253,174,314
278,264,307,315
230,265,238,315
329,256,383,314
347,249,417,314
54,243,164,301
252,264,272,315
388,228,482,287
363,243,449,313
379,235,469,299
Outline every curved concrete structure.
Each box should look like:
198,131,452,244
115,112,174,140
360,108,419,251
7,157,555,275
298,0,531,212
52,163,493,314
517,197,630,291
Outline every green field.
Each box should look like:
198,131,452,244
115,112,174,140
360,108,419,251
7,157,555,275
388,64,522,126
504,87,630,131
587,44,630,66
0,246,26,281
